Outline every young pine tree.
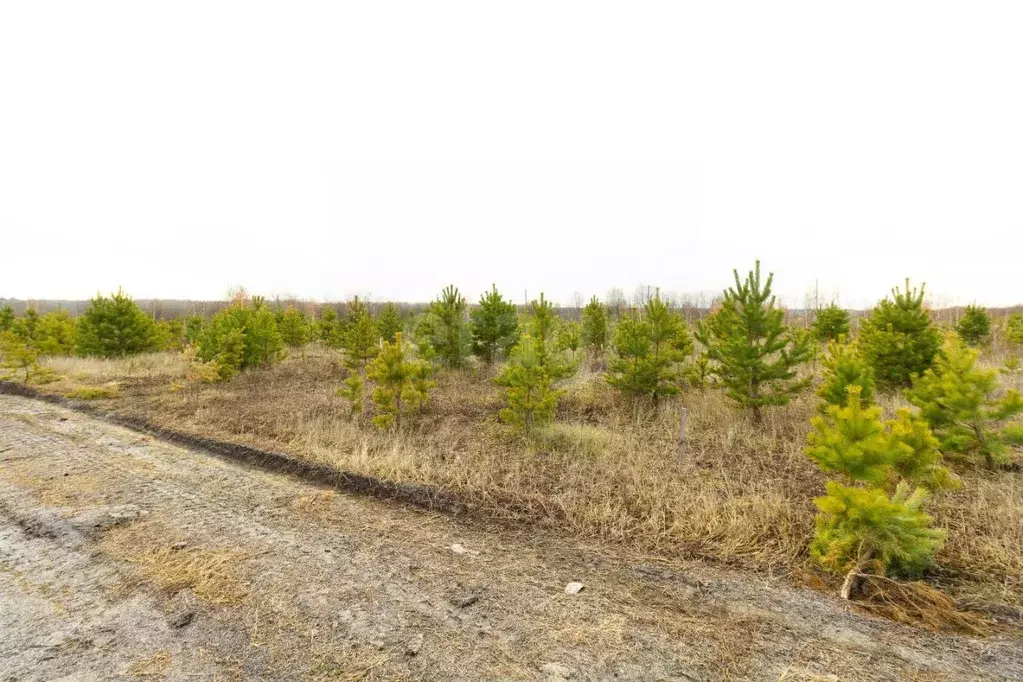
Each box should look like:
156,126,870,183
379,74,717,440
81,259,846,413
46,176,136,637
0,331,40,383
318,307,343,346
495,295,575,433
35,310,78,356
469,285,518,364
425,285,471,368
580,296,610,359
556,321,582,354
76,290,158,358
184,315,205,346
858,280,942,390
696,261,811,420
806,386,952,596
1007,313,1023,347
812,303,851,343
0,305,14,332
277,306,311,355
606,295,692,406
366,332,435,430
342,301,379,370
954,304,991,347
817,340,875,411
376,302,404,344
495,335,563,433
907,337,1023,469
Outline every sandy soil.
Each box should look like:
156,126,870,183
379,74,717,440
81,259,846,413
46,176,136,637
1,393,1020,681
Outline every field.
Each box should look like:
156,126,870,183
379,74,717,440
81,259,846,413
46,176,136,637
24,337,1023,622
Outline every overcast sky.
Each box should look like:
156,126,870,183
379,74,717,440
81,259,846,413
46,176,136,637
1,2,1021,308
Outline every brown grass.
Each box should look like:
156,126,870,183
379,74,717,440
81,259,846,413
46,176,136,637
101,521,248,604
36,344,1023,610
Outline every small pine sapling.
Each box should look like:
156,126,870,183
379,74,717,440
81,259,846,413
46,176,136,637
954,305,991,347
812,303,851,343
376,303,404,344
858,280,942,390
557,321,582,354
366,332,435,430
907,337,1023,469
277,306,311,357
580,296,610,366
806,386,953,596
0,331,40,382
495,335,563,433
696,261,811,420
36,310,78,356
336,372,365,418
342,301,379,370
469,285,518,364
817,339,875,411
318,307,343,346
606,294,692,406
0,305,14,332
423,285,471,368
76,289,158,358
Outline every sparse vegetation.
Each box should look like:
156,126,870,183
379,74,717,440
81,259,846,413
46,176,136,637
5,272,1023,623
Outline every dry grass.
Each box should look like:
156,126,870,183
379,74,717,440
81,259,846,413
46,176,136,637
32,344,1023,610
125,650,172,679
42,351,189,383
101,522,248,604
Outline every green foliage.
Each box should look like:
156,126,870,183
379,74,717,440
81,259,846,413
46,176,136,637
36,310,78,355
336,373,365,416
807,387,952,490
276,306,311,351
341,300,379,370
858,280,941,390
907,337,1023,468
813,303,851,343
682,352,715,391
580,296,610,354
76,290,158,358
66,384,120,400
696,261,811,418
196,301,286,376
1007,313,1023,347
366,332,435,430
496,294,575,433
214,328,245,380
469,285,518,364
0,331,39,382
184,315,205,345
954,305,991,347
806,383,953,581
423,285,471,368
317,307,343,346
376,303,404,344
606,295,692,404
811,482,945,578
818,340,875,411
153,319,186,352
556,321,582,353
0,305,14,332
496,335,564,433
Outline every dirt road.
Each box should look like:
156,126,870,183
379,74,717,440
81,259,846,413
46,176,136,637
1,394,1019,681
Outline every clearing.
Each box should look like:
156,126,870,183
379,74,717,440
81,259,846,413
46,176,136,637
1,393,1020,681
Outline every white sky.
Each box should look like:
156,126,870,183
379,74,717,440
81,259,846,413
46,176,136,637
1,2,1021,309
